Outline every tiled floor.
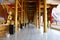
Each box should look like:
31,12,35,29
0,23,60,40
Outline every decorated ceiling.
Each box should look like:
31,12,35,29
0,0,60,4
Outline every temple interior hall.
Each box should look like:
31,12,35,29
0,0,60,40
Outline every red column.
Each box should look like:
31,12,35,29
50,8,53,24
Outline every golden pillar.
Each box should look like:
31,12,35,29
44,0,47,32
38,0,41,29
35,9,38,28
33,12,36,27
33,3,37,27
21,0,24,24
23,3,26,27
37,12,38,28
23,10,25,27
15,0,18,32
38,12,40,28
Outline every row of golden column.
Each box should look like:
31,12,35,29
15,0,25,32
15,0,47,32
34,0,47,32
